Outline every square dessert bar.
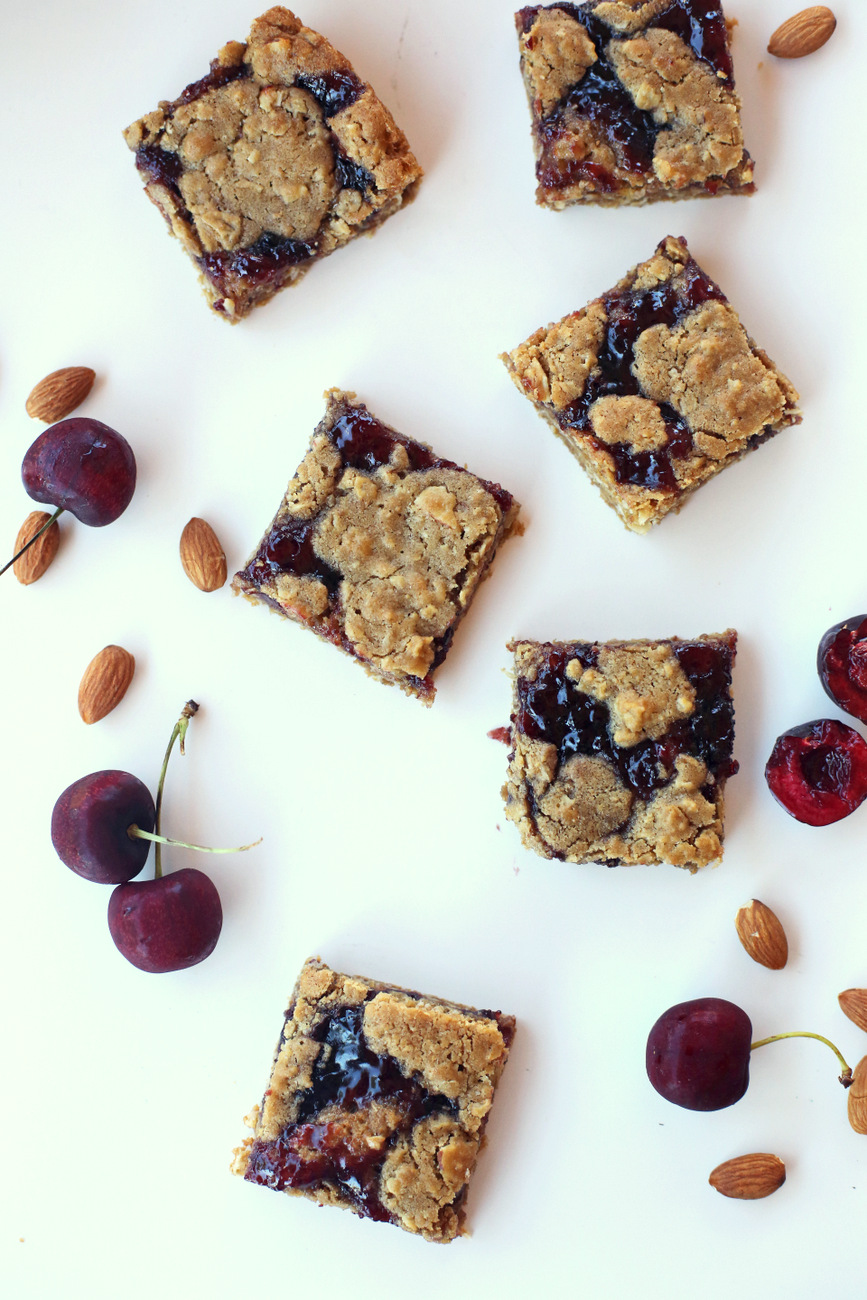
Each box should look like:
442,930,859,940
232,957,515,1243
502,235,801,531
515,0,754,207
233,389,520,704
124,7,422,320
502,631,737,869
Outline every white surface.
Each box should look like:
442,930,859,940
2,2,865,1296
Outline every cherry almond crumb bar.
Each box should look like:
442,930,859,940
515,0,754,207
231,957,515,1243
501,236,801,532
232,390,521,704
123,7,422,320
502,632,737,869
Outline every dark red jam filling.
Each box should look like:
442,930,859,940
557,252,726,491
135,145,185,195
515,638,736,837
244,1001,456,1222
295,69,364,118
522,1,733,193
199,231,316,296
178,57,251,106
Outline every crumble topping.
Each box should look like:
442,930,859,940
632,300,791,441
520,7,599,114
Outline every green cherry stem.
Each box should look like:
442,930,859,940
751,1031,854,1087
151,700,198,880
128,826,263,855
125,700,261,875
1,505,64,577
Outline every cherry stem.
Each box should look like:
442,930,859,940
128,825,262,854
1,505,64,577
153,700,199,880
751,1031,853,1088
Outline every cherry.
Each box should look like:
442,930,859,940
51,770,155,884
818,616,867,724
22,418,136,526
646,997,753,1111
3,417,137,579
647,997,854,1114
764,719,867,826
107,867,222,973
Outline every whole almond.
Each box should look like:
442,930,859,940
839,989,867,1035
735,899,788,970
13,511,60,585
78,645,135,724
768,6,836,58
847,1056,867,1134
709,1153,786,1199
180,517,227,592
25,366,96,422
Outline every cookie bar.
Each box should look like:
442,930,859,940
501,236,800,531
515,0,754,207
233,390,520,703
124,7,422,320
503,631,737,869
231,957,515,1243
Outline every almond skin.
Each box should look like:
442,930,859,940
13,511,60,585
768,6,836,58
847,1057,867,1134
25,366,95,422
709,1153,786,1199
78,645,135,724
735,899,788,970
839,989,867,1034
180,517,227,592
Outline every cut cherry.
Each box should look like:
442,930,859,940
818,616,867,724
646,997,752,1112
764,719,867,826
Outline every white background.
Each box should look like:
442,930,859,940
2,2,866,1297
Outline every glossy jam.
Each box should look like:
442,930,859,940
295,69,364,118
554,257,725,490
199,231,315,297
515,639,737,821
244,1002,454,1222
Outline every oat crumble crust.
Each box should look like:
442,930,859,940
503,632,737,869
124,7,422,319
501,236,801,531
232,390,521,703
231,957,515,1243
516,0,754,207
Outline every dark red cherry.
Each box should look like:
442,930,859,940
51,770,155,884
646,997,752,1111
764,719,867,826
22,417,136,526
107,868,223,973
818,616,867,724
